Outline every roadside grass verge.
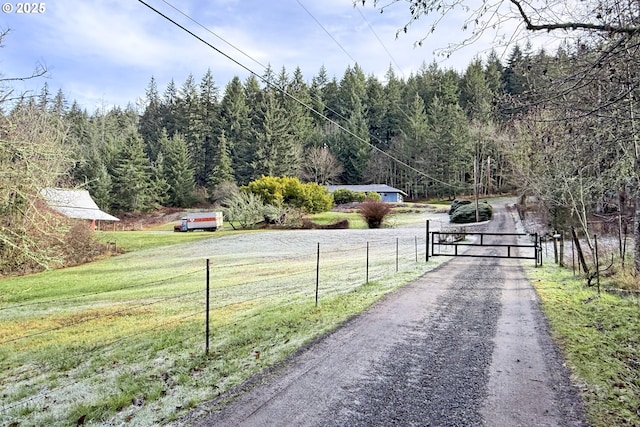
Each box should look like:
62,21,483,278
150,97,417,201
527,264,640,427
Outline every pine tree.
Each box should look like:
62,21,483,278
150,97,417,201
250,90,299,178
382,66,403,147
396,93,430,198
283,67,313,167
196,69,221,187
460,59,494,123
160,131,195,208
139,76,164,162
427,94,471,197
329,96,370,184
110,130,153,212
161,79,179,137
220,76,250,184
150,151,170,206
366,75,387,148
209,130,235,189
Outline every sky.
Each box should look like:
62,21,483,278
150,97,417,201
0,0,539,112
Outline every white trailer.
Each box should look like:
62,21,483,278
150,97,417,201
174,212,223,232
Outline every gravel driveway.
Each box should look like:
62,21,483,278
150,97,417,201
184,204,587,426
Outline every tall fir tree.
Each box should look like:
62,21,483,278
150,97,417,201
195,69,221,187
382,66,404,148
160,131,195,208
250,90,299,178
329,95,370,184
110,130,154,212
209,130,235,189
139,76,164,162
220,76,250,184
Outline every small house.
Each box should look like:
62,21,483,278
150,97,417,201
326,184,408,203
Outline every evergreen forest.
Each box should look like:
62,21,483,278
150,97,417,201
4,27,640,272
9,53,523,213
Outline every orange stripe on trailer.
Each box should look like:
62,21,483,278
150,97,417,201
191,217,218,222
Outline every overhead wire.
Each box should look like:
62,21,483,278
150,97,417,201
354,4,406,79
294,0,358,65
136,0,460,189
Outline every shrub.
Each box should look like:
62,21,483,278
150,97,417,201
450,202,493,224
243,176,332,213
333,188,365,205
364,192,381,201
301,182,333,213
359,199,392,229
223,191,266,229
62,221,109,267
448,199,472,215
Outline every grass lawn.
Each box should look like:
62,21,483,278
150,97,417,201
527,264,640,427
0,212,440,426
97,229,219,252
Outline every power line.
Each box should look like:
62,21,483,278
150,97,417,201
136,0,460,189
354,4,406,79
295,0,358,65
158,0,268,71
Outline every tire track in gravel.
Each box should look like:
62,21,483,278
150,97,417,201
184,204,587,427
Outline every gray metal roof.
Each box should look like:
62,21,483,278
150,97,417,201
326,184,408,196
41,188,120,221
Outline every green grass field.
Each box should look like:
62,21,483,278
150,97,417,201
0,208,441,426
2,201,635,426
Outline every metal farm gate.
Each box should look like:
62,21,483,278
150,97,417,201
426,229,542,266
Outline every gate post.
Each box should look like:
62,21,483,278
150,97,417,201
425,220,430,262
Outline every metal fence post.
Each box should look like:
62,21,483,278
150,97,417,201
366,241,369,284
205,258,210,355
315,242,320,307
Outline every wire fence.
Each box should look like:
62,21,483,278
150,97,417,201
0,225,438,425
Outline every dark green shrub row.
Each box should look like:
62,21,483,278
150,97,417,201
449,201,493,223
333,188,380,205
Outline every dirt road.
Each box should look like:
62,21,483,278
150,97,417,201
186,204,587,426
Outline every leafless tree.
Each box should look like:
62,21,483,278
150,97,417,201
301,146,344,184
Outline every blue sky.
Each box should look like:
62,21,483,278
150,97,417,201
1,0,529,111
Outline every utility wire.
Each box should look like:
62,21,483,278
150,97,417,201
295,0,358,65
137,0,460,189
354,4,406,79
158,0,268,71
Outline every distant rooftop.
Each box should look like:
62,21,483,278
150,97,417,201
41,188,120,222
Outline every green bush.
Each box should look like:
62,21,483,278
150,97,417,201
364,192,381,201
448,199,472,215
333,188,367,204
302,182,333,213
450,202,493,224
243,176,332,213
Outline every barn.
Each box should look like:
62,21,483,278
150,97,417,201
326,184,408,203
40,188,120,229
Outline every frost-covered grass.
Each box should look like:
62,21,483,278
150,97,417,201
0,211,448,426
